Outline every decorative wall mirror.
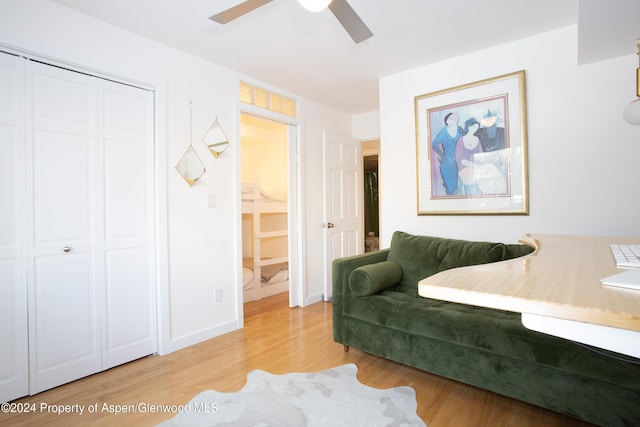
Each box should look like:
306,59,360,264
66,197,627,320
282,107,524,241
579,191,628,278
202,117,230,158
175,102,206,186
175,144,205,186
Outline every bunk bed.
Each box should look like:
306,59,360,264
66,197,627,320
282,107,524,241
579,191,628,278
241,180,289,302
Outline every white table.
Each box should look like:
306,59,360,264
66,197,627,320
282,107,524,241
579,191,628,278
418,234,640,358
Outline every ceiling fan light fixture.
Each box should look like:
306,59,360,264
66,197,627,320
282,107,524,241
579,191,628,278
298,0,332,12
623,99,640,125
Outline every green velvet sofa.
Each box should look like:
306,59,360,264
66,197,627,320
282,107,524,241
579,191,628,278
332,231,640,427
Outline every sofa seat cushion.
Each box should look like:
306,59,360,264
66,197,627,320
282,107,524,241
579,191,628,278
342,291,639,390
387,231,534,295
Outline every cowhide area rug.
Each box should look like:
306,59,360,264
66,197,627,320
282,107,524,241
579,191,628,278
158,363,426,426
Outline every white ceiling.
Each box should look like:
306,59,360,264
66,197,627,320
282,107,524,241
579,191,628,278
51,0,639,114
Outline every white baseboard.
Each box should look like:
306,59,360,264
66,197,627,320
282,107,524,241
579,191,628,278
168,320,239,354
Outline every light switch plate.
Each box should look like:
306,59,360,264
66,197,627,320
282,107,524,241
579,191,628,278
206,192,216,208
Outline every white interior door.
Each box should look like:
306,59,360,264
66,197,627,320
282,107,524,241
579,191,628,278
0,52,28,403
28,61,101,393
322,132,363,301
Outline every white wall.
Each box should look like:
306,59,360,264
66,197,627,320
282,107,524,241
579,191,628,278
1,0,352,353
353,110,380,141
379,25,640,247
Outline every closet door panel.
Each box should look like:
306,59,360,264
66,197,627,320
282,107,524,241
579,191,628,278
0,127,26,401
33,254,98,392
0,126,20,254
102,81,156,368
31,131,98,392
0,52,28,403
28,62,100,393
0,261,24,402
103,82,151,142
32,131,93,248
104,137,148,243
102,81,152,246
31,65,95,136
0,54,20,124
105,248,155,367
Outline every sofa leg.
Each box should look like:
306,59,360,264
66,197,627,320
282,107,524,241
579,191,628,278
343,344,349,352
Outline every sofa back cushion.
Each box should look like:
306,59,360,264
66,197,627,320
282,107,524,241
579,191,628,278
387,231,533,295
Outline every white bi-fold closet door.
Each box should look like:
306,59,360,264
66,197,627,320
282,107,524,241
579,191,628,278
0,51,157,401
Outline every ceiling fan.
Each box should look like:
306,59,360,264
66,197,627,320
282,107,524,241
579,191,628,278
209,0,373,44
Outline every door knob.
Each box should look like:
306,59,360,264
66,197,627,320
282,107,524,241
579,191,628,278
63,246,71,253
326,222,335,228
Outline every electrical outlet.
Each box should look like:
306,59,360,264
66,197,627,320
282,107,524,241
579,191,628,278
214,288,223,303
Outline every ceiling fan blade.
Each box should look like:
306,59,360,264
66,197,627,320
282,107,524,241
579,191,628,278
328,0,373,44
209,0,274,24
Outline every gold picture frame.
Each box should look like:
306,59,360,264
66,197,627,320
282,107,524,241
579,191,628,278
414,70,529,215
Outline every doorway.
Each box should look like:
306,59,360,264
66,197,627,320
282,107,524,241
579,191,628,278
362,140,380,252
240,113,293,311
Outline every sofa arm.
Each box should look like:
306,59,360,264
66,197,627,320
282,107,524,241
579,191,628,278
332,249,390,344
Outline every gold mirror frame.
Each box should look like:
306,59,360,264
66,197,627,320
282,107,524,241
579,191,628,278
202,117,230,158
175,101,206,186
175,144,205,186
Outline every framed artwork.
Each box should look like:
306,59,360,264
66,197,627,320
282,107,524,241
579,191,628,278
414,70,529,215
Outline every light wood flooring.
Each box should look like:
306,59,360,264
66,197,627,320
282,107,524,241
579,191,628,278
2,293,593,426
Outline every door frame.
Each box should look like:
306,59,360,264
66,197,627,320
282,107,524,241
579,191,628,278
362,139,380,251
235,104,306,327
